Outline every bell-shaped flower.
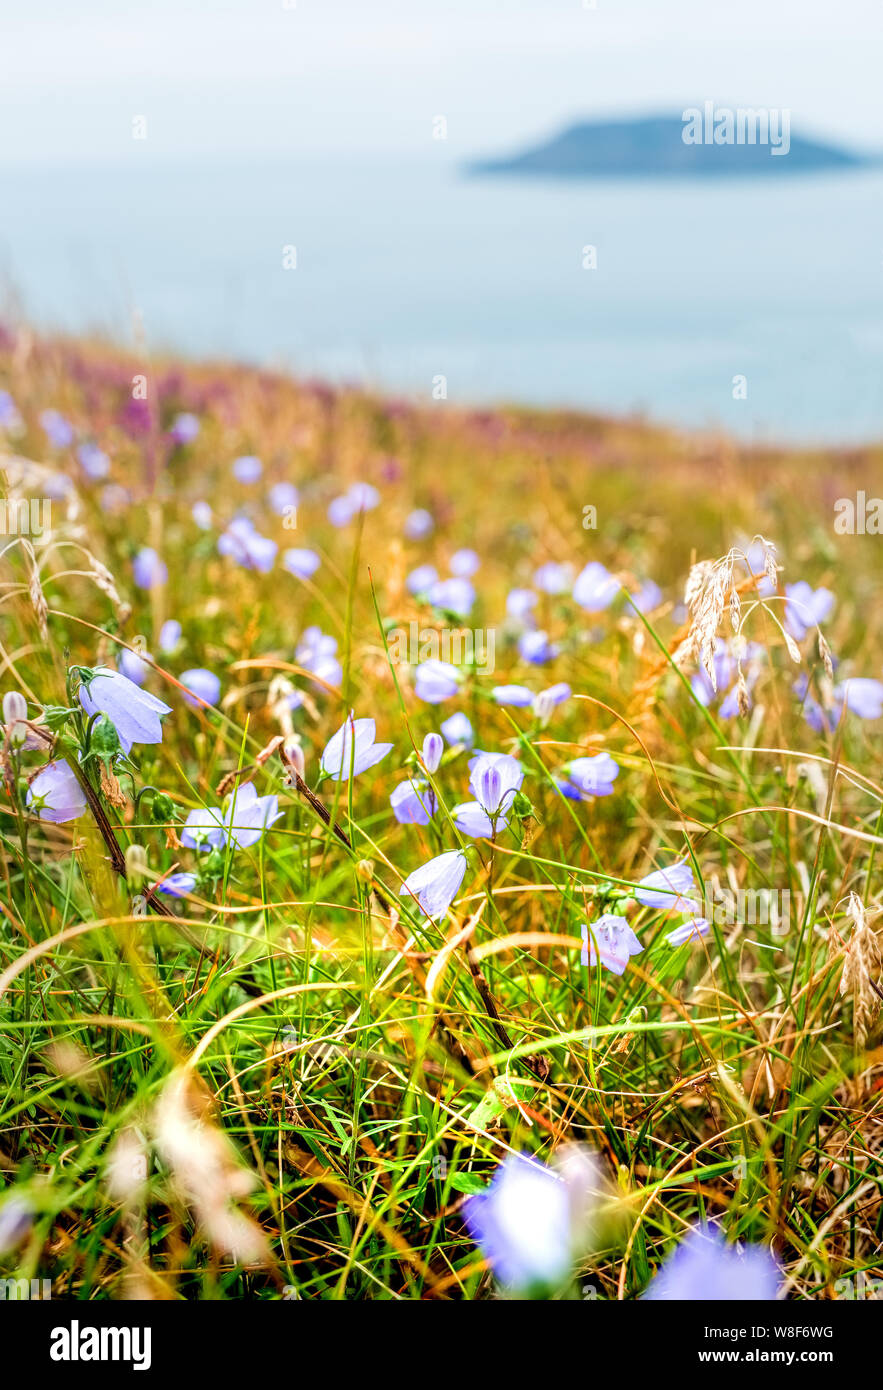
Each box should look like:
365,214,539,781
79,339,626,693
232,455,262,484
132,547,168,590
404,508,434,540
283,548,320,580
665,916,711,947
427,576,475,617
469,752,524,816
159,619,182,653
835,676,883,720
421,732,443,773
558,753,619,800
634,861,697,913
506,587,538,620
452,801,505,839
462,1147,603,1293
581,914,643,975
223,782,283,849
180,806,226,852
157,872,198,897
218,516,277,573
390,778,436,825
320,715,392,780
518,629,558,664
450,548,480,577
26,760,86,823
406,564,438,595
533,562,571,595
78,668,172,755
296,626,342,688
399,849,467,918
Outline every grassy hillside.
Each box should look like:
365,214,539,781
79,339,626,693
1,329,882,1300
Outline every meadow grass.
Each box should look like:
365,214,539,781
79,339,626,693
1,330,883,1300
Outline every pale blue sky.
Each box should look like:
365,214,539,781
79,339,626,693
1,0,881,164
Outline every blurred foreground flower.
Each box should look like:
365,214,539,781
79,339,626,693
152,1072,268,1266
462,1147,603,1294
644,1224,781,1300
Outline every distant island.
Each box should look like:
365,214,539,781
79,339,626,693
467,112,873,179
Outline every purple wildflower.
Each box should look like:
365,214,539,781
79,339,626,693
283,548,320,579
558,753,619,799
492,684,534,707
77,442,110,479
26,760,86,823
159,620,182,653
573,561,619,612
132,547,168,590
440,711,473,746
268,481,299,515
634,861,697,913
533,562,571,595
399,849,468,918
785,581,834,642
296,626,342,688
644,1224,781,1301
223,782,283,850
170,412,200,445
427,577,475,617
450,548,480,578
180,668,221,709
320,714,392,780
40,408,74,449
414,659,461,704
406,564,438,595
404,508,434,539
78,668,172,755
157,872,198,898
232,455,262,483
218,517,277,573
421,732,444,773
581,915,643,975
390,778,437,825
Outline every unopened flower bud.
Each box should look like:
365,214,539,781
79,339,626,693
2,691,27,726
282,736,305,780
91,714,122,760
125,843,148,888
421,732,443,774
151,791,175,823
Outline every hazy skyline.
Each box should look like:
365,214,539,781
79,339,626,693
1,0,882,166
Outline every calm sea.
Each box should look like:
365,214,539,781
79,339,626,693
1,156,882,445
